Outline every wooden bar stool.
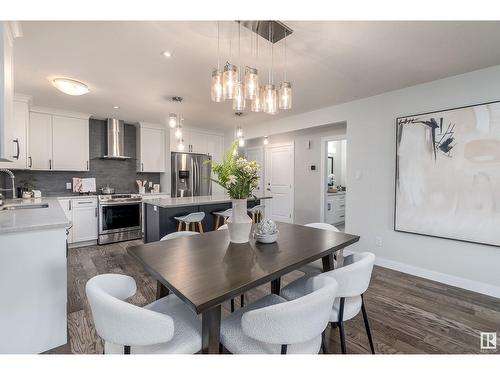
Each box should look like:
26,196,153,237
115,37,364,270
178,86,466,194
212,209,232,230
174,212,205,233
247,204,265,223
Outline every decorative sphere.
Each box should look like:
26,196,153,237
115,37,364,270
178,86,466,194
255,219,277,235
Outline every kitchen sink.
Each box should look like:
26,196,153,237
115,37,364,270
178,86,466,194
0,203,49,211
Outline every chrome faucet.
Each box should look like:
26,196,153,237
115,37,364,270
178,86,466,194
0,169,16,203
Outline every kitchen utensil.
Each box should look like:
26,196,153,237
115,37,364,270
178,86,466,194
101,185,115,195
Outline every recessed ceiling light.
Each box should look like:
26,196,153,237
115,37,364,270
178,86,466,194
51,78,90,96
162,51,173,58
113,105,120,109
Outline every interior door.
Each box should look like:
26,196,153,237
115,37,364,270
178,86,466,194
244,146,264,195
265,143,294,223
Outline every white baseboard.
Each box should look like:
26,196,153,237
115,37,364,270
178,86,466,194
372,255,500,299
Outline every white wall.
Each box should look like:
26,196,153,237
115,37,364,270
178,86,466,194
242,65,500,297
245,124,346,224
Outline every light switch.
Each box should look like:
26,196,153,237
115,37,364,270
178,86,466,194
66,182,72,190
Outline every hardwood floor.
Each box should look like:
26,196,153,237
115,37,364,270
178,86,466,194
46,240,500,354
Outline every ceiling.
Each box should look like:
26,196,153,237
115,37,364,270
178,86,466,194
14,21,500,131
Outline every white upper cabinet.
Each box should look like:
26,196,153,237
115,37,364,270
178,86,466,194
28,108,90,171
169,128,224,158
28,112,52,170
0,22,15,162
0,97,29,169
137,123,166,172
52,115,89,171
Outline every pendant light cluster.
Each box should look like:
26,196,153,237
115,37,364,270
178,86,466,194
210,21,293,115
168,96,186,151
235,112,245,146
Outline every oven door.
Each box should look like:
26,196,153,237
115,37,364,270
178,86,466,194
99,202,142,234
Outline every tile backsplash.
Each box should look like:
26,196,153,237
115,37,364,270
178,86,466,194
3,119,160,196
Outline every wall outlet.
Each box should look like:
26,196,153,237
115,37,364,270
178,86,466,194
375,236,383,247
66,182,72,190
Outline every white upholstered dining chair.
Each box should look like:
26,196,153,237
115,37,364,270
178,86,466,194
299,223,340,275
281,252,376,354
160,231,199,241
86,274,202,354
219,275,339,354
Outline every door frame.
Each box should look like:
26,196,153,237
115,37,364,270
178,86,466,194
264,142,295,223
244,145,265,195
320,135,346,223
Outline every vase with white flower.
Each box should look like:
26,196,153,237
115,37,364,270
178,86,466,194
210,142,260,243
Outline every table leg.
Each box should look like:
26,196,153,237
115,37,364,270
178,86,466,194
156,280,169,299
322,253,335,272
336,249,344,268
271,278,281,295
201,305,221,354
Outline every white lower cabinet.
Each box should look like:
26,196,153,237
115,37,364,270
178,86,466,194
326,194,345,224
58,197,98,246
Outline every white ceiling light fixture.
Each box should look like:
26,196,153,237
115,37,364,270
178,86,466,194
113,105,120,109
168,113,178,128
235,112,245,147
279,29,292,110
51,78,90,96
170,96,184,132
162,51,173,58
233,22,246,111
263,22,278,115
263,136,269,145
211,22,223,103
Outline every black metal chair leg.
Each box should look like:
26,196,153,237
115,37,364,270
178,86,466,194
281,344,288,354
240,294,244,307
338,297,346,354
124,345,131,354
361,294,375,354
230,298,235,313
321,330,328,354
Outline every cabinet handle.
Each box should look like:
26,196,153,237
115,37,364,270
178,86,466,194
13,139,20,159
49,159,52,170
78,201,93,204
69,200,72,211
141,162,144,172
327,203,331,211
86,160,89,170
28,156,32,168
95,207,98,217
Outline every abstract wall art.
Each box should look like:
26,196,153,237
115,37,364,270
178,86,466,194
395,101,500,247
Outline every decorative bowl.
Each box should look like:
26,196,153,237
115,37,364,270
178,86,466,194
255,230,279,244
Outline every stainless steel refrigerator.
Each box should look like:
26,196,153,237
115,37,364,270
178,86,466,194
171,152,212,197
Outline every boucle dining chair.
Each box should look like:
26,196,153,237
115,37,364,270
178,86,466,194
160,231,199,241
281,252,376,354
86,274,202,354
219,276,339,354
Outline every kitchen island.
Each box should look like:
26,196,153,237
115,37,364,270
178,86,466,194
143,195,271,243
0,197,70,353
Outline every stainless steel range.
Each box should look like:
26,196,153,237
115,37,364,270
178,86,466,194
98,193,142,244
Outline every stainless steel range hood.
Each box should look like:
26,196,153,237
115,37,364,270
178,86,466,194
102,119,130,159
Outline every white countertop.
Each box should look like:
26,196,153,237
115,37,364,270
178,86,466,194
0,197,71,234
144,194,271,208
327,191,346,196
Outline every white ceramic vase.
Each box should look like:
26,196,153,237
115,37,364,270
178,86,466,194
227,198,252,243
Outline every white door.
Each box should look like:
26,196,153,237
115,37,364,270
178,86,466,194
245,146,264,196
29,112,52,170
265,143,294,223
205,133,224,195
52,115,89,171
140,127,165,172
71,199,98,242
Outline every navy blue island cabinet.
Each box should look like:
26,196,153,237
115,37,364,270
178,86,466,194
144,199,262,243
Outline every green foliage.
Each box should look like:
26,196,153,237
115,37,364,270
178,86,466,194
209,141,260,199
20,176,37,191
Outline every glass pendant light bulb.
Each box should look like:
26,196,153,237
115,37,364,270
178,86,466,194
238,137,245,147
175,125,182,139
244,67,259,100
279,81,292,110
263,84,278,115
251,87,263,112
178,138,185,151
232,81,246,111
168,113,177,128
222,63,237,100
263,136,269,145
236,126,243,138
211,69,223,102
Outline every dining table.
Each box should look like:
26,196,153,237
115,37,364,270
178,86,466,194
127,222,360,353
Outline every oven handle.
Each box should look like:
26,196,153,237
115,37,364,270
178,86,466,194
99,201,142,207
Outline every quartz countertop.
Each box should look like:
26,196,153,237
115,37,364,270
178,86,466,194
144,195,271,209
327,191,346,196
0,197,71,234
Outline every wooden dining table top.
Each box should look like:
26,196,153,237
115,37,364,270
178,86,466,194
127,222,360,314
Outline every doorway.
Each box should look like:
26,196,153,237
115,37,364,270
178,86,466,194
264,142,295,223
320,137,347,230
